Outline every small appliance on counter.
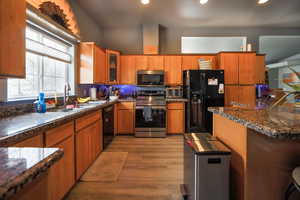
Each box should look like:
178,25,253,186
184,70,225,133
166,86,183,99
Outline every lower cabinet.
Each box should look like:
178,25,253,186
117,102,135,135
75,111,103,180
13,134,43,147
225,85,256,107
167,103,185,134
46,122,75,200
225,85,239,106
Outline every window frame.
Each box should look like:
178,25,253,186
1,22,76,102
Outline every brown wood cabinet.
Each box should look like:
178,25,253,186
238,85,256,107
0,0,26,78
164,56,183,85
45,122,75,200
79,42,106,84
106,49,121,84
167,103,185,134
225,85,239,106
13,134,43,147
135,56,164,71
75,111,103,179
117,102,135,134
219,53,239,84
256,55,266,84
182,55,217,71
238,53,256,85
135,56,148,71
120,56,136,84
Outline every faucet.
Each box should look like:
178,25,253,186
64,83,71,108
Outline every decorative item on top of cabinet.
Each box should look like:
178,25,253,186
45,122,75,200
117,102,135,135
167,102,185,134
106,49,121,84
79,42,106,84
120,56,136,84
182,55,217,71
164,56,183,86
0,0,26,78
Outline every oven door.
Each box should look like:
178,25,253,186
137,71,164,86
135,105,166,137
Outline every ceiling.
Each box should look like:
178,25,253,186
74,0,300,28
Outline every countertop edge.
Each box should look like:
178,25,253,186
0,148,64,200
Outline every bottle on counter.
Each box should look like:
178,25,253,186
35,93,47,113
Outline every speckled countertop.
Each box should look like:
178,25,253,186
0,100,118,146
208,107,300,139
166,98,188,102
0,147,63,200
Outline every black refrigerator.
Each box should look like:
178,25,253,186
183,70,224,133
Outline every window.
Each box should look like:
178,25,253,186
7,26,75,100
181,36,247,54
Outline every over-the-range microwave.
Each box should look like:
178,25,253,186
137,70,165,86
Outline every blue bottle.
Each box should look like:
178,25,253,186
36,93,47,113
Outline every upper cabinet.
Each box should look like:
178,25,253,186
182,55,217,71
135,56,164,71
106,49,120,84
79,42,106,84
219,52,263,85
120,56,136,85
256,55,266,84
0,0,26,78
164,56,183,85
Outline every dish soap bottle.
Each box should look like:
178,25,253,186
36,93,47,113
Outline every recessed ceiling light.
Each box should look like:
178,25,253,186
141,0,150,5
258,0,269,4
200,0,208,5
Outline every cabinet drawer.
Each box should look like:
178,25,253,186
167,102,184,110
45,122,74,147
13,134,43,147
75,111,101,132
118,102,134,110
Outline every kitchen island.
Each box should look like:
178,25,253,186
209,106,300,200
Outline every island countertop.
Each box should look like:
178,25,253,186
208,106,300,139
0,100,118,146
0,147,63,200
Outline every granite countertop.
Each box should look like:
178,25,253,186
0,147,63,199
208,107,300,139
166,98,188,102
0,100,118,146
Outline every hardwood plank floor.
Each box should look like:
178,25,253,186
66,136,184,200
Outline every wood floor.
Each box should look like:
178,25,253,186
65,136,184,200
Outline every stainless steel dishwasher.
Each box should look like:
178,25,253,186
102,105,114,149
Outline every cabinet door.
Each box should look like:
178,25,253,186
147,56,164,70
91,120,103,160
238,53,256,84
135,56,148,71
13,134,43,147
164,56,182,85
256,55,266,84
182,56,217,71
238,85,256,107
117,109,135,134
120,56,136,84
94,45,106,84
167,109,185,134
219,53,239,84
79,43,94,84
48,136,75,200
0,0,25,78
225,85,239,106
106,49,120,84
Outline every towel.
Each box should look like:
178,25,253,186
143,106,153,122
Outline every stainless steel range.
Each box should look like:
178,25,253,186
135,86,167,138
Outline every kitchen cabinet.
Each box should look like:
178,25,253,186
106,49,121,84
79,42,106,84
238,85,256,107
256,55,266,84
167,103,185,134
75,111,102,179
45,122,75,200
117,102,135,134
238,53,256,85
225,85,239,106
120,55,136,84
135,56,164,71
164,56,183,85
182,55,217,71
0,0,26,78
13,134,43,147
219,53,239,84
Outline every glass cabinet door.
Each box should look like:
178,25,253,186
107,50,120,83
